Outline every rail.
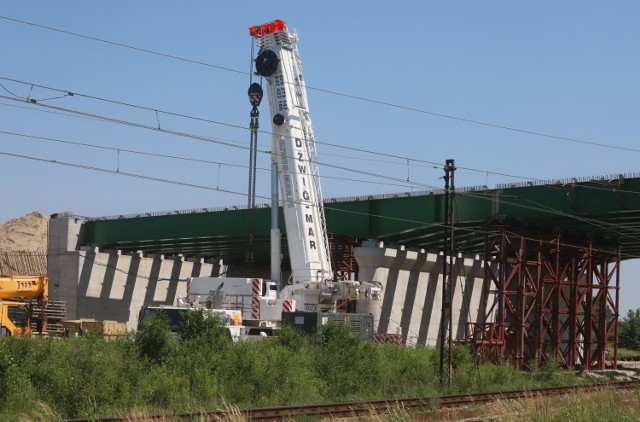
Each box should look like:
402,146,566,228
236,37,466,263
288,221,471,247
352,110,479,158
61,380,639,422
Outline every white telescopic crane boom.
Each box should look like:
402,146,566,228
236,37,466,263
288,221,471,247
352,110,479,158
250,20,333,286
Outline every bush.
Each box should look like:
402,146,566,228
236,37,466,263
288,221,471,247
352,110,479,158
134,310,174,364
311,322,382,400
276,324,308,352
176,308,231,347
619,309,640,351
0,323,587,421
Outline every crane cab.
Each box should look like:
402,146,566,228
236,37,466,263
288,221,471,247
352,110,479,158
0,301,31,337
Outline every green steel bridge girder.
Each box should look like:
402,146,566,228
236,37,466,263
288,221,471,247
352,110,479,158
79,175,640,262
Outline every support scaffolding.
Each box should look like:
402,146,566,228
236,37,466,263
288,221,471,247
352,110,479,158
467,226,619,370
328,234,360,281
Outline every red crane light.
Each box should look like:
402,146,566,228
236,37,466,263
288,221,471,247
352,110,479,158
249,19,287,38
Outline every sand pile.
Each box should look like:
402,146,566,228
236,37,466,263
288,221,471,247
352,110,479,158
0,212,49,252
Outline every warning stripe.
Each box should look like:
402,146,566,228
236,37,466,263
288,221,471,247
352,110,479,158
252,296,260,320
373,334,403,345
282,299,293,313
252,278,262,296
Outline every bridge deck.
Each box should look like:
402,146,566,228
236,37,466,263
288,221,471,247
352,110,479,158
76,173,640,262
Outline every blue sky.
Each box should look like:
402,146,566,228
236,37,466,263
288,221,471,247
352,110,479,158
1,2,639,313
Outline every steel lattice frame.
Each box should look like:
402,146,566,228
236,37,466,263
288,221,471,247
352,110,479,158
328,234,360,281
468,225,619,370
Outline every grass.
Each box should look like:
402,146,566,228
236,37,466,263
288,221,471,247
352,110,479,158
487,387,640,421
618,347,640,360
0,317,622,421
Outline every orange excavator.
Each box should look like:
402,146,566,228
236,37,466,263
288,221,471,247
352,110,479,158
0,275,48,337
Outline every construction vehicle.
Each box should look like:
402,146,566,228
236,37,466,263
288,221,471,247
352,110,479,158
0,275,48,337
249,19,382,321
138,304,247,342
162,20,383,340
184,277,290,335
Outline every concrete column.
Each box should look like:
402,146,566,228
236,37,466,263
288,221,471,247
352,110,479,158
355,242,485,347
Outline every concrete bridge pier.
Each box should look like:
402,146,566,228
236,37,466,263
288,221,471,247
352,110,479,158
48,217,226,330
355,241,486,347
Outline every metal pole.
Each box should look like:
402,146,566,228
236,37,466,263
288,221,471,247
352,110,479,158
439,163,449,384
447,159,455,385
271,161,281,289
439,159,455,385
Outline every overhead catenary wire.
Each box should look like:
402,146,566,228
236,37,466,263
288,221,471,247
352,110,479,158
4,89,640,235
0,95,436,169
2,17,636,251
2,95,630,212
4,74,639,200
4,86,640,232
0,93,449,192
1,15,637,154
0,76,450,167
1,76,634,193
0,149,256,199
0,73,638,242
0,128,431,191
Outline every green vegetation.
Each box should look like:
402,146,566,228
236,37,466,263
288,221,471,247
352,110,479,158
0,311,591,421
486,387,640,422
619,308,640,351
618,347,640,360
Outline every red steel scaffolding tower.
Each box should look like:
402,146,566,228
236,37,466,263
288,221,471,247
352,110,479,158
467,225,620,370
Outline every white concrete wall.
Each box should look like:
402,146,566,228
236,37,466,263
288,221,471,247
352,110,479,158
48,218,224,330
355,242,486,347
48,217,489,336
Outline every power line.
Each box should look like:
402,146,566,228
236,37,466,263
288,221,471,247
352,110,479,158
0,93,250,150
1,16,637,154
0,128,418,190
3,85,639,220
0,15,245,76
0,100,108,123
0,94,451,192
3,89,638,206
0,91,433,170
0,148,256,199
2,82,639,238
0,77,577,186
0,129,246,168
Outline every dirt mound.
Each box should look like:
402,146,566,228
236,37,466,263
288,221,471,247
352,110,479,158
0,212,49,252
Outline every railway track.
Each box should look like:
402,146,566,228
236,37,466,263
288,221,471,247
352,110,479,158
65,380,639,421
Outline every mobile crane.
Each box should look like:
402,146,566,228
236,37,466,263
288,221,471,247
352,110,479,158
0,275,48,336
171,20,383,339
248,19,382,326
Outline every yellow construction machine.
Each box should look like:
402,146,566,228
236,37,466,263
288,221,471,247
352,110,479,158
0,275,48,337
